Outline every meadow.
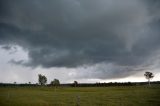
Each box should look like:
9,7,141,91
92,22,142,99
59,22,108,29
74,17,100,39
0,85,160,106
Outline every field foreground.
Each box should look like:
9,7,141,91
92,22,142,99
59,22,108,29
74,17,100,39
0,85,160,106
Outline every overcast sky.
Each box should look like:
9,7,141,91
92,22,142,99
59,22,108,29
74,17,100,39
0,0,160,84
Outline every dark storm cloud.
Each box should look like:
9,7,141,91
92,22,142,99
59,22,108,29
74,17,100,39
0,0,160,79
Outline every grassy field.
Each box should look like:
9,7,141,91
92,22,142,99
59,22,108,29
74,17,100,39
0,85,160,106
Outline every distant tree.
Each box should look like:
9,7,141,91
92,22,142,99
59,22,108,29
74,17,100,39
73,81,78,87
38,74,47,85
50,79,60,87
29,82,31,84
14,82,16,84
144,72,154,86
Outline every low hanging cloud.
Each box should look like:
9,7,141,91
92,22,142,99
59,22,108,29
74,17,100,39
0,0,160,79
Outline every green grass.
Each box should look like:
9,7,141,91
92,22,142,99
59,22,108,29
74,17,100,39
0,85,160,106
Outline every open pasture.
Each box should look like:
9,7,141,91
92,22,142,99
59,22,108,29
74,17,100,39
0,85,160,106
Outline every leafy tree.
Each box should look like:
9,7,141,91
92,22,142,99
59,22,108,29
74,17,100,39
50,79,60,87
38,74,47,85
144,72,154,86
73,81,78,87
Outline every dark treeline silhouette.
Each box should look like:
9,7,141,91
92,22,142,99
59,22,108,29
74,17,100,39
0,81,160,87
0,83,39,87
61,81,160,87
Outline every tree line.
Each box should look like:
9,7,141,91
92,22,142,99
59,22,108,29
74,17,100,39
38,71,155,87
0,71,157,87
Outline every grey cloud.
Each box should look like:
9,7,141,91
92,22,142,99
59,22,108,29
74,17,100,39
0,0,160,79
1,45,12,50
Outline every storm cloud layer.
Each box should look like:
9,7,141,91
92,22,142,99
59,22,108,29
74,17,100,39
0,0,160,79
